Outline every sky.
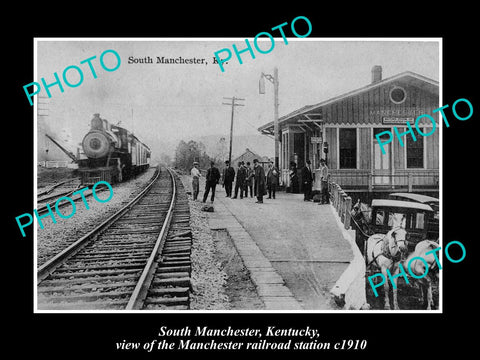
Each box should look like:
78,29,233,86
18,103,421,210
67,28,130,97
35,39,440,159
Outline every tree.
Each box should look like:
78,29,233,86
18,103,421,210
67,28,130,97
174,140,188,169
174,140,214,171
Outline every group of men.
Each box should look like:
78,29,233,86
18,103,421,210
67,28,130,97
190,159,279,204
190,157,328,205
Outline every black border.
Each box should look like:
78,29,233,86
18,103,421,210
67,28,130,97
8,6,478,356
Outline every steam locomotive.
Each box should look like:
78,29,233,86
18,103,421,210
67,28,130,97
78,113,151,184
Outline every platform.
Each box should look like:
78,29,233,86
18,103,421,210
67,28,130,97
206,189,356,310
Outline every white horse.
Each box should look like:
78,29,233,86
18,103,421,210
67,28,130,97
403,240,440,310
366,225,408,310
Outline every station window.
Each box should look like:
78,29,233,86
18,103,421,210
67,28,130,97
406,130,424,168
389,86,407,104
339,128,357,169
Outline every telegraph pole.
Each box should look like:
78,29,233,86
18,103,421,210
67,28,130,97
273,67,279,170
260,67,279,169
222,96,245,165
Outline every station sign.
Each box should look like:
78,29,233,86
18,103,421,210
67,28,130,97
311,136,322,143
382,117,414,125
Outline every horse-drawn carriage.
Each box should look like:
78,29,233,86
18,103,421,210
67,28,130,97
388,193,439,241
350,194,440,310
351,195,438,254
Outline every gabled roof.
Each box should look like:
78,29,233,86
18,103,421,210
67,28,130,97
235,147,260,157
232,148,271,164
258,71,439,133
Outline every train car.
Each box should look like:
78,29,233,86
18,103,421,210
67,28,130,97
78,113,151,184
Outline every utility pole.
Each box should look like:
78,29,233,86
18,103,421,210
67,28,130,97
259,67,279,169
222,96,245,165
273,67,279,170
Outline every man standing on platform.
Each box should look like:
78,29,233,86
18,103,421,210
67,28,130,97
319,159,329,205
245,161,254,198
222,160,235,198
202,161,220,203
266,160,279,199
302,159,313,201
253,159,266,204
289,161,299,193
190,161,201,201
232,161,247,199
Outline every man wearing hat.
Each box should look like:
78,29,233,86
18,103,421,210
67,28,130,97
301,159,313,201
203,161,221,203
232,161,247,199
318,158,329,205
266,160,279,199
244,161,254,198
253,159,266,203
222,160,235,197
190,161,201,201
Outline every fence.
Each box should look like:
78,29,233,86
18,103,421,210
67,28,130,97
328,180,352,230
328,169,439,191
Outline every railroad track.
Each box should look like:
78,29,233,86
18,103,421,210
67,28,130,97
37,178,82,207
37,167,192,311
37,178,81,198
36,179,110,215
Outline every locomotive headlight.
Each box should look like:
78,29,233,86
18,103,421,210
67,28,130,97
82,130,111,159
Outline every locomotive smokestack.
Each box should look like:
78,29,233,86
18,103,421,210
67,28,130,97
91,113,103,130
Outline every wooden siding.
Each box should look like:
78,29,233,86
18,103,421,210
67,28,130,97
426,129,439,169
325,127,338,170
330,169,439,190
359,128,371,170
322,80,439,125
393,127,405,170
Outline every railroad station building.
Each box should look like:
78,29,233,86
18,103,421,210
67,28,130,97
232,148,271,169
258,66,439,195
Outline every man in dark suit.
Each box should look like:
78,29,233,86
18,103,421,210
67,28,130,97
253,159,266,204
222,160,235,197
266,161,279,199
302,159,313,201
244,161,254,198
232,161,247,199
202,161,221,203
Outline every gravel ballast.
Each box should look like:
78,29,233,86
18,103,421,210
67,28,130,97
180,174,229,310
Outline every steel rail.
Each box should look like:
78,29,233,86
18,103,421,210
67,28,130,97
36,186,109,215
37,167,161,284
126,167,177,310
37,178,80,197
37,185,80,204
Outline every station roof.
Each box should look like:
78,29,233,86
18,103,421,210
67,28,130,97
258,71,439,135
